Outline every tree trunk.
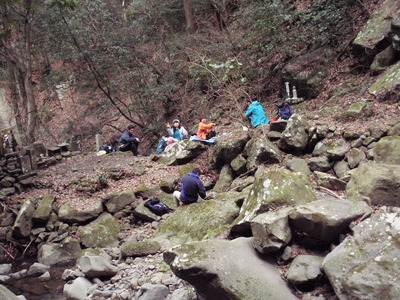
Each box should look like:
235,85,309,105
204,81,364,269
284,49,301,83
183,0,194,33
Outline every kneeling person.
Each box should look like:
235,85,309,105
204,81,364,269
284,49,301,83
173,168,206,206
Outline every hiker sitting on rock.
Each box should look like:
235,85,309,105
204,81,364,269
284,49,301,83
245,98,269,128
277,101,292,120
165,119,189,142
173,168,206,206
197,118,216,140
119,125,141,156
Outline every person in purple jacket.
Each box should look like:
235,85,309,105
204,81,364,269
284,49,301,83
173,168,206,206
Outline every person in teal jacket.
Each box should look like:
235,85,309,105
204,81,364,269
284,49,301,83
245,99,269,127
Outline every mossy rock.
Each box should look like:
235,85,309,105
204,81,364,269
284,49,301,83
120,240,161,257
178,163,197,177
369,61,400,97
131,167,146,176
134,183,158,199
80,213,121,248
38,236,81,266
58,200,103,224
155,199,240,245
230,156,247,175
102,189,136,213
346,102,367,118
33,195,55,225
372,136,400,165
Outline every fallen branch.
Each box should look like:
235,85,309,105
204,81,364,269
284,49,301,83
0,244,15,260
315,186,345,200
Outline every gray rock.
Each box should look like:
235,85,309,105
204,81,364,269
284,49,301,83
312,140,331,156
346,102,368,118
213,164,235,193
120,240,161,258
346,148,367,169
347,163,400,206
242,135,281,170
326,139,350,160
32,195,55,225
135,283,169,300
213,132,249,167
78,255,118,277
251,207,293,254
230,156,247,175
314,171,347,191
373,136,400,165
12,199,35,238
27,262,50,277
80,213,121,248
58,200,103,224
388,122,400,136
333,160,350,178
269,120,288,133
283,156,312,176
38,236,81,266
279,114,309,154
63,277,93,300
102,189,136,213
289,199,372,242
0,264,12,275
170,287,197,300
322,212,400,300
286,255,324,285
164,237,297,300
159,140,205,166
307,156,331,172
230,176,255,192
0,284,19,300
231,168,316,234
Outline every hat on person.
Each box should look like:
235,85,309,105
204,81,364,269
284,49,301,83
173,119,180,123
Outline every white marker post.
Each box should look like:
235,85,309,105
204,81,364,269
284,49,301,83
285,82,291,98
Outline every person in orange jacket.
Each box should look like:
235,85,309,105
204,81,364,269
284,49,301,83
197,118,216,140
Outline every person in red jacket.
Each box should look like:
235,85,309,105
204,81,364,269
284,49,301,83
196,119,216,140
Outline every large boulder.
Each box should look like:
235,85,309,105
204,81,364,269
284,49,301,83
12,199,35,238
372,136,400,165
322,212,400,300
58,200,103,224
80,213,122,248
77,255,118,277
0,285,19,300
212,131,249,167
278,114,309,154
231,169,316,234
346,163,400,206
353,0,400,53
155,199,239,245
158,140,205,165
32,195,55,225
164,237,297,300
281,48,334,99
242,136,281,170
289,199,372,242
368,60,400,101
102,189,136,213
38,236,81,266
251,207,293,254
370,46,397,74
213,164,235,193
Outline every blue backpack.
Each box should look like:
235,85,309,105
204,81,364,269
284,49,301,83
144,197,171,216
156,139,167,154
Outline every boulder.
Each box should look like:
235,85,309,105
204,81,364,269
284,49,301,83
213,164,235,193
242,136,281,170
0,285,19,300
314,171,347,191
322,212,400,300
346,102,368,118
159,140,205,165
281,48,334,99
346,163,400,206
120,240,161,258
63,277,93,300
135,283,170,300
368,60,400,101
231,169,316,234
372,136,400,165
251,207,293,254
0,264,12,275
283,156,312,176
77,255,118,277
326,139,350,160
307,156,331,172
279,114,309,154
289,199,372,242
27,263,50,277
388,122,400,136
212,132,249,167
346,148,367,169
12,199,35,238
134,201,161,222
170,287,197,300
58,200,103,224
155,199,239,245
164,237,297,300
352,0,400,53
312,140,331,156
230,176,255,192
102,189,136,213
160,178,178,193
80,213,121,248
230,156,247,175
269,120,288,133
333,160,350,178
32,195,55,225
38,236,81,266
286,255,324,285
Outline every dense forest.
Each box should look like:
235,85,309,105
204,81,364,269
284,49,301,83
0,0,387,150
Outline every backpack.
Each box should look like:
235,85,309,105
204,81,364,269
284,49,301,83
144,197,171,216
156,139,167,154
99,144,115,154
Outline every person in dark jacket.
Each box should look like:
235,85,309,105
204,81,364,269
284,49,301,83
119,125,141,156
173,168,206,206
277,101,292,120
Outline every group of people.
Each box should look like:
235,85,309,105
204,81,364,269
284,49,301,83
245,98,292,128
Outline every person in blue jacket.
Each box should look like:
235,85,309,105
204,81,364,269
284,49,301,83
245,99,269,127
166,119,189,141
277,101,292,120
119,125,141,156
173,168,206,206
